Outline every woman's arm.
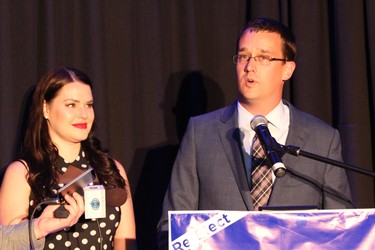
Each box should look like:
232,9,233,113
0,161,31,225
113,160,137,250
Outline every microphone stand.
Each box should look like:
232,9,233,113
278,144,375,178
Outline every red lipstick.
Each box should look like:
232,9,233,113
73,123,87,129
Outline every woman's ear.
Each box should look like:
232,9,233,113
43,100,49,119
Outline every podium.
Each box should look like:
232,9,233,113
169,209,375,250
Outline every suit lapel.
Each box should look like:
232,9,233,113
217,103,253,210
282,102,310,169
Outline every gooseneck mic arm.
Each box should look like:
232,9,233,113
280,144,375,177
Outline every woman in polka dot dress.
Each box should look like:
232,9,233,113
0,67,137,249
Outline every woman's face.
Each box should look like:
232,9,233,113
43,81,95,147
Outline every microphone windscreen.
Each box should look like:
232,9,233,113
106,188,128,207
250,115,268,130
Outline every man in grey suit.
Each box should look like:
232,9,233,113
158,17,352,247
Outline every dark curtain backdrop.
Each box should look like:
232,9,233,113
1,1,374,249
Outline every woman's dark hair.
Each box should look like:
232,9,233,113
236,17,297,61
21,66,125,204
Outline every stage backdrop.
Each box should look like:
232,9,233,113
1,1,374,249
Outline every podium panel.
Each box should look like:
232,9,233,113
169,209,375,250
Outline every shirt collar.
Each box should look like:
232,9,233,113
237,100,288,131
265,101,289,130
237,101,253,131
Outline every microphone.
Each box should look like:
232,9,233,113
250,115,286,178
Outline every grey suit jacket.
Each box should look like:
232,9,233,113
158,100,353,232
0,221,44,250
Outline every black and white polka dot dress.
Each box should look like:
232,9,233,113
29,150,122,250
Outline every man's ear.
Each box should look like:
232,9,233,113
282,61,296,81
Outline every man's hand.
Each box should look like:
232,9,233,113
33,192,84,239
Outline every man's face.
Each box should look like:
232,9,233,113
236,29,295,112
